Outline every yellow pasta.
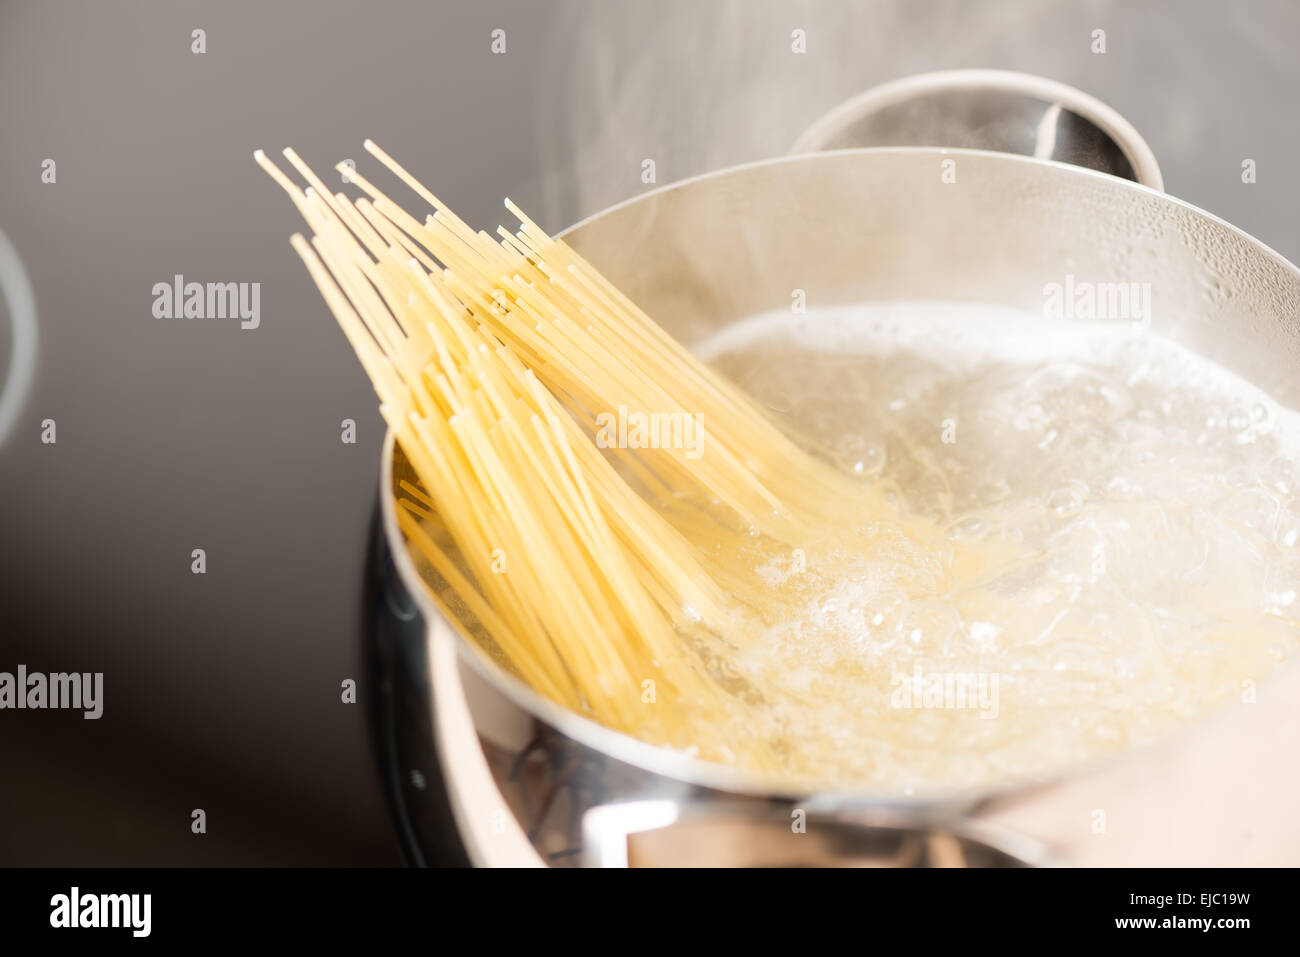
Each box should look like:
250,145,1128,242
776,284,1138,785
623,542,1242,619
255,144,974,776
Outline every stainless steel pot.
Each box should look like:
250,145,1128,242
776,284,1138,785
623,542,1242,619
375,91,1300,867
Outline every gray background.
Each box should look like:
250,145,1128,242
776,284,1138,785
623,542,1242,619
0,0,1296,864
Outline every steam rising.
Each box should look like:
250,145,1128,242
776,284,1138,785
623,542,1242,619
536,0,1054,223
534,0,1300,232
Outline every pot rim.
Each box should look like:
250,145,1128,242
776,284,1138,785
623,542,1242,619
379,145,1300,807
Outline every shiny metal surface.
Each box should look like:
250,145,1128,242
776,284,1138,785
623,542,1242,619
581,800,1053,868
381,147,1300,866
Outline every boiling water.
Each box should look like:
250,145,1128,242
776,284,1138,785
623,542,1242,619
685,302,1300,792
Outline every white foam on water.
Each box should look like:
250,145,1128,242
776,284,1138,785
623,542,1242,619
687,302,1300,792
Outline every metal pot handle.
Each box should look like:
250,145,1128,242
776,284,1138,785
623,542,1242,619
790,69,1164,191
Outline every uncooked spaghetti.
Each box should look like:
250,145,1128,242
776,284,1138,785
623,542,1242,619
254,144,953,766
257,142,1037,786
257,145,1300,791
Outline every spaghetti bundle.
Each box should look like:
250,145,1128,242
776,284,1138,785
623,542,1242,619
255,144,906,763
254,144,1300,790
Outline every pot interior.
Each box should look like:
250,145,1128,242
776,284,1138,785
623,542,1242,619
385,148,1300,810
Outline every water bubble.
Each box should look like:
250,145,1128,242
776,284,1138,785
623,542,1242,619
1047,485,1086,517
1219,488,1280,537
948,516,990,541
1268,589,1296,608
1013,403,1049,432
